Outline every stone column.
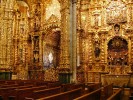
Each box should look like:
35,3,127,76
72,0,77,83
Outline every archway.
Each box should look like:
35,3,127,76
107,36,128,74
43,27,61,69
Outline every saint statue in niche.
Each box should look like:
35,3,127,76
94,46,101,58
114,24,120,34
94,33,100,59
48,52,53,66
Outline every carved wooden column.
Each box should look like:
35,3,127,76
58,0,71,83
1,0,14,68
13,11,20,67
88,33,93,65
0,0,15,79
99,32,107,71
129,35,133,72
80,35,87,81
126,1,133,26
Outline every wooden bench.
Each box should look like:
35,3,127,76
85,83,101,92
0,84,18,88
36,88,82,100
74,88,101,100
27,87,61,99
61,83,74,92
81,83,101,95
73,83,113,100
107,88,122,100
8,85,47,100
0,85,33,100
101,83,113,100
47,82,61,88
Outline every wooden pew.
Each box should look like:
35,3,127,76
101,83,113,100
129,96,133,100
36,88,82,100
47,82,61,88
5,80,17,85
0,80,6,84
34,81,48,86
61,83,74,92
0,84,18,88
25,98,34,100
8,85,47,100
81,83,101,95
107,88,122,100
29,87,61,99
61,83,85,92
0,85,33,100
73,88,101,100
85,83,101,92
0,95,3,100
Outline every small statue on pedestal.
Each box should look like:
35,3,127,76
94,32,100,61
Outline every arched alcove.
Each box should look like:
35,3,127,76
107,36,129,76
107,36,128,67
43,27,61,69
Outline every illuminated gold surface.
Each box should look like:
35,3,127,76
0,0,133,82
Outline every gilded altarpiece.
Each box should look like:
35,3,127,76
77,0,133,86
28,0,61,81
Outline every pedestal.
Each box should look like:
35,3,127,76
0,72,12,80
59,73,72,83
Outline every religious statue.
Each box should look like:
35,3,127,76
114,24,120,34
34,53,39,63
48,52,53,65
94,31,100,59
94,46,100,58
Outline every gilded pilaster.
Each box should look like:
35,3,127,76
100,34,105,63
88,33,93,64
77,0,81,28
130,35,133,66
59,0,70,71
0,0,15,69
126,1,133,25
58,0,71,83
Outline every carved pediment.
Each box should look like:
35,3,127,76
106,0,127,24
44,14,60,29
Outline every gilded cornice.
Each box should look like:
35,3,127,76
20,0,52,8
43,14,60,31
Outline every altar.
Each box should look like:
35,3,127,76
87,70,131,87
104,74,131,87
